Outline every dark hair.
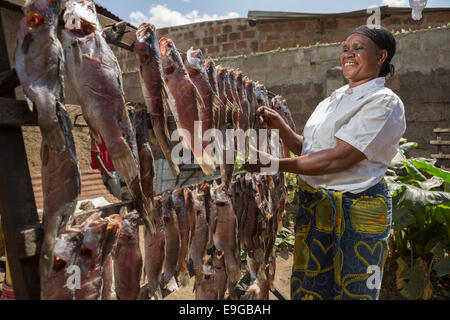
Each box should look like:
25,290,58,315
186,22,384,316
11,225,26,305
349,25,396,77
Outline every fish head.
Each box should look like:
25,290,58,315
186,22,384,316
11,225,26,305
151,196,163,222
193,190,206,216
171,186,185,210
63,0,101,36
214,188,231,208
185,47,205,72
271,95,288,121
161,193,175,220
52,228,82,272
205,58,216,74
160,38,184,75
254,83,268,105
216,65,227,83
135,23,157,56
23,0,63,29
80,218,107,257
228,68,236,83
119,212,138,239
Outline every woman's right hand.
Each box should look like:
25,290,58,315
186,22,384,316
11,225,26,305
256,106,285,130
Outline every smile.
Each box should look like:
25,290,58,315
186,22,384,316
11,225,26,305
344,62,358,67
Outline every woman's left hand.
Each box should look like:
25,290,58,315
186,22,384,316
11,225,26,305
243,146,279,173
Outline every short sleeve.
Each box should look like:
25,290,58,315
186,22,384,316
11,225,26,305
335,93,406,162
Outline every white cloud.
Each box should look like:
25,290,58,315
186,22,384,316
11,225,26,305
381,0,409,6
182,0,191,3
129,4,240,29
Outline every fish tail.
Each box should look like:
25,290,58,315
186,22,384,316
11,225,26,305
149,128,158,144
40,121,67,153
164,276,179,292
160,85,171,140
178,263,190,287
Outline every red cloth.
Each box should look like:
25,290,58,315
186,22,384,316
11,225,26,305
91,136,115,174
1,283,15,300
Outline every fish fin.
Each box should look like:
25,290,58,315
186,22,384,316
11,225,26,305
149,128,158,144
111,147,139,185
197,152,216,176
91,130,102,145
178,270,190,287
194,88,205,111
164,276,179,292
211,94,221,114
25,96,34,112
160,85,171,140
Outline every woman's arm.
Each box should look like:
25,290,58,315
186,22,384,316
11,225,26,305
244,138,366,175
257,106,303,155
278,138,366,175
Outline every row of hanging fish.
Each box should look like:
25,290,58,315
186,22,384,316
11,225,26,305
134,23,296,190
14,0,157,298
143,172,288,300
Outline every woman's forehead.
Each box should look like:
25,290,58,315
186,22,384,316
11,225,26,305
344,33,377,47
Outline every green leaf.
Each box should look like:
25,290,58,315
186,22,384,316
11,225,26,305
385,176,404,197
411,159,450,184
393,183,450,207
392,207,416,230
435,205,450,238
434,258,450,277
404,159,427,182
416,176,444,191
400,258,430,300
399,141,418,153
390,151,407,169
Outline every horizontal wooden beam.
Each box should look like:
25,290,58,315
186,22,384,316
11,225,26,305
0,97,38,126
430,140,450,145
431,153,450,159
0,68,20,96
433,128,450,133
70,200,135,226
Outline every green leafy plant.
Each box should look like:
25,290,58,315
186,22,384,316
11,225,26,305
275,227,295,251
386,139,450,299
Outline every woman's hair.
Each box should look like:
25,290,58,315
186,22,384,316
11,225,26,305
349,25,396,77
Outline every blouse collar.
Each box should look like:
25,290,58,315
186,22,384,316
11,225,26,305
330,77,385,101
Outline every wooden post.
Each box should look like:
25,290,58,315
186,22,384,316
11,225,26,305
0,12,41,299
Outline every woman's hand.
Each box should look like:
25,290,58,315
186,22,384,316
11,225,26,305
243,145,278,173
256,106,304,156
256,106,285,130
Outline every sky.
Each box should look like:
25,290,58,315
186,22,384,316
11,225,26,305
94,0,450,29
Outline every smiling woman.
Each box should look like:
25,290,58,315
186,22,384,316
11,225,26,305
245,25,406,300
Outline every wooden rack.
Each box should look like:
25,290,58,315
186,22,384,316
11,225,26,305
0,0,138,299
430,128,450,170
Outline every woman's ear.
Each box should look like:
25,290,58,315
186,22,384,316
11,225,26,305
378,49,388,66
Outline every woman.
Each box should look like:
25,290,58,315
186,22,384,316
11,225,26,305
245,26,406,300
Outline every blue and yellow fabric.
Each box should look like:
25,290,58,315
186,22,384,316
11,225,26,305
291,179,391,300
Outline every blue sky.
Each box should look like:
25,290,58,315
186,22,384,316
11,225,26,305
94,0,450,28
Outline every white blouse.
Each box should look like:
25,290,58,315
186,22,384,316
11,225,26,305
301,77,406,194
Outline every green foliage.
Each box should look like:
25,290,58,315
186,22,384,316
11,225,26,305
234,151,245,173
387,139,450,299
275,227,295,251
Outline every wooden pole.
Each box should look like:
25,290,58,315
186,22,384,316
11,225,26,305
0,12,41,300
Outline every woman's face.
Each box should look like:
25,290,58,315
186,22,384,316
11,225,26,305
341,33,387,88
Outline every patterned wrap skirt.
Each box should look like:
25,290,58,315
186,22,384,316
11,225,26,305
291,179,392,300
